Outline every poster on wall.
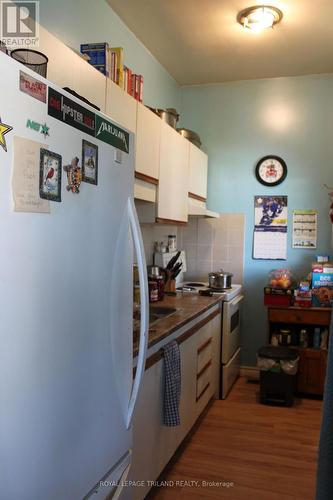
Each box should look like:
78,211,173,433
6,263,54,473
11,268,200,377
253,195,288,260
292,209,317,249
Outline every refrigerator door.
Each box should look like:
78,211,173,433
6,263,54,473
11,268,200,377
0,54,146,499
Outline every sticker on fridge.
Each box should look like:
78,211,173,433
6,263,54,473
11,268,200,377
19,71,47,103
39,148,62,202
0,115,13,152
48,87,95,136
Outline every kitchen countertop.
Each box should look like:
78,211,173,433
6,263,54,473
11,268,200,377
133,292,222,357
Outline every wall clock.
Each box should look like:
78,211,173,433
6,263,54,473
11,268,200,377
255,155,287,186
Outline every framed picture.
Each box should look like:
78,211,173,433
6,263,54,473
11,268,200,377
82,139,98,185
39,148,62,202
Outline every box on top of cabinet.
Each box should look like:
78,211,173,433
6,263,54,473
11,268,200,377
312,287,333,307
312,272,333,288
80,43,110,76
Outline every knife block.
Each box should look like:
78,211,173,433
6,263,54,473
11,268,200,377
164,278,176,293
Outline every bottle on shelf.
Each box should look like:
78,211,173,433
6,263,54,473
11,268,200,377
168,234,177,253
321,329,328,350
313,327,321,349
299,328,308,348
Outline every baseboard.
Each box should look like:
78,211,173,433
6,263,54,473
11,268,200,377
240,365,260,381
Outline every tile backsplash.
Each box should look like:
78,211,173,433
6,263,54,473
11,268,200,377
178,214,245,284
140,224,180,265
139,214,245,284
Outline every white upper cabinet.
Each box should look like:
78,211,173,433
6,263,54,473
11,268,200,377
72,58,107,113
135,103,161,180
39,26,78,89
188,143,208,200
157,122,189,223
39,26,106,112
105,79,137,132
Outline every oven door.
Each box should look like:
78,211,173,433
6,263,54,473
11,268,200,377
222,294,244,364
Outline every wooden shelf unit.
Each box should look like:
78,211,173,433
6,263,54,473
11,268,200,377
266,306,331,396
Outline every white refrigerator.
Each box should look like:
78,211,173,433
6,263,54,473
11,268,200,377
0,53,149,499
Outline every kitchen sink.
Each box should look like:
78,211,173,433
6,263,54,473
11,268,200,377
149,306,178,325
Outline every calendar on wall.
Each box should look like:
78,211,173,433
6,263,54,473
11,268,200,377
292,210,317,249
253,195,288,260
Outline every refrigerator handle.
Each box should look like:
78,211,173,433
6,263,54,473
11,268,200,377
127,197,149,429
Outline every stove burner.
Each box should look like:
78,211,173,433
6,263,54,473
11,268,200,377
177,286,196,291
185,282,206,287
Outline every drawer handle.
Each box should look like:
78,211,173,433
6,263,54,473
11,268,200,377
196,382,210,402
197,337,212,354
197,359,212,379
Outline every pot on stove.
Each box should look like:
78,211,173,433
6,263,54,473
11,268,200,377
208,270,233,289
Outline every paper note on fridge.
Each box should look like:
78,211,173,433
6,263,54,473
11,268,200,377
12,136,50,213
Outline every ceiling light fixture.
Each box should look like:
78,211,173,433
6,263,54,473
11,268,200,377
237,5,283,33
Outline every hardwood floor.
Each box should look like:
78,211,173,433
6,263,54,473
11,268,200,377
150,377,322,500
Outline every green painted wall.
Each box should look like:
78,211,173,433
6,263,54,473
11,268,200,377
37,0,180,109
180,75,333,365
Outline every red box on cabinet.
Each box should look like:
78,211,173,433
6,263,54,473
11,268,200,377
264,287,293,306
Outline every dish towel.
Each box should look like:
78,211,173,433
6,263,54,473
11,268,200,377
316,314,333,500
163,340,181,427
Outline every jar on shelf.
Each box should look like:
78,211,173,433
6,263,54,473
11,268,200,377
278,329,291,346
299,329,309,348
271,333,279,346
313,328,321,348
168,235,177,252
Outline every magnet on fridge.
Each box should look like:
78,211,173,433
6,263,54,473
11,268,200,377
0,116,13,152
63,157,82,194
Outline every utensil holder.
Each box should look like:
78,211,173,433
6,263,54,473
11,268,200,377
165,279,176,293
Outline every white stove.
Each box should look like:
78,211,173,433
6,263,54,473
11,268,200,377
178,280,244,399
177,281,242,302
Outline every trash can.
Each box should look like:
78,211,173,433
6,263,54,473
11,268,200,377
257,346,299,406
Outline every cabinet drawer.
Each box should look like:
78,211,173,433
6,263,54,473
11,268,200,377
196,363,212,400
268,308,331,326
197,337,213,373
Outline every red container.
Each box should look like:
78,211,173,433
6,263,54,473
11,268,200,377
264,287,293,306
148,281,159,303
264,294,292,306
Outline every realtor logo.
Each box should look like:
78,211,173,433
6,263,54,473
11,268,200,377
0,1,39,48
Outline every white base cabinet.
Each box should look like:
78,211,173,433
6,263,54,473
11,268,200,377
130,305,221,500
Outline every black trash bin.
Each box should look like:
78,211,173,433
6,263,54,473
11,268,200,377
257,346,299,406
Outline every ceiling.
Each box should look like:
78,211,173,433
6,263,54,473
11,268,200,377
107,0,333,85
